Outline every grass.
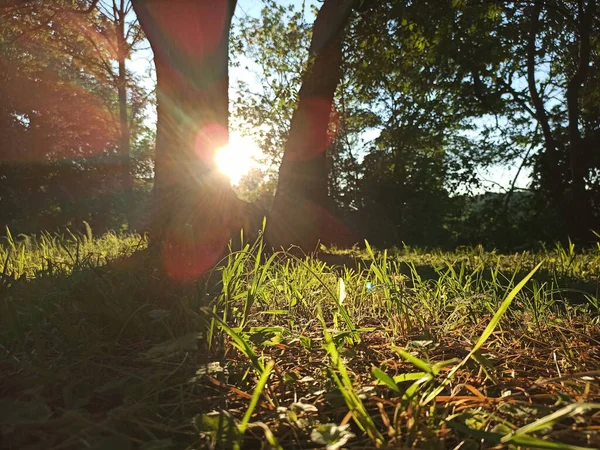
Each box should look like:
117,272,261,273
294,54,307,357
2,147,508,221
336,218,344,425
1,226,599,449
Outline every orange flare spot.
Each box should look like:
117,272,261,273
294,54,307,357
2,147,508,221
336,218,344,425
287,97,338,161
195,123,228,163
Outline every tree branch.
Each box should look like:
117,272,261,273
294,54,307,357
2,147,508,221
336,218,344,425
525,4,556,156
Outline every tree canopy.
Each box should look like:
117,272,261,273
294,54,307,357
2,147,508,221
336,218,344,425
1,0,600,251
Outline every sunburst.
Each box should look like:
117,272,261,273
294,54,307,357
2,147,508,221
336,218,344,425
215,133,262,184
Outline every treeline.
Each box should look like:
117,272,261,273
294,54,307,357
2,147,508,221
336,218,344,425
0,0,154,234
233,0,599,250
1,0,599,252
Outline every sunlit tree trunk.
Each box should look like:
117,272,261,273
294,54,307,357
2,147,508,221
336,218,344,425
132,0,240,280
267,0,357,251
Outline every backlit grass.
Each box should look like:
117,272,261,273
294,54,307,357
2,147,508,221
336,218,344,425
1,227,599,449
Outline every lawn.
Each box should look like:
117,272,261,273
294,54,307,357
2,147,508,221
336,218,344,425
1,227,599,449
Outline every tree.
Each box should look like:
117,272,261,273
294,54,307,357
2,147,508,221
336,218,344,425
232,0,490,248
325,0,490,246
563,0,597,242
93,0,147,197
131,0,241,280
132,0,361,261
114,0,135,195
230,0,311,176
0,0,157,232
266,0,359,251
0,0,124,231
55,0,152,202
238,0,599,249
341,0,599,246
467,0,600,243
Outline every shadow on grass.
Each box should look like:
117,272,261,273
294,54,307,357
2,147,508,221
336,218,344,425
0,249,230,449
2,244,600,449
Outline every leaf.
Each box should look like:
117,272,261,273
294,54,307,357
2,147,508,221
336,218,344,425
502,403,600,443
364,240,376,261
201,308,264,375
261,309,289,315
391,346,434,374
471,261,543,355
291,401,318,413
239,360,275,433
392,372,429,383
299,335,312,350
448,418,597,450
310,423,356,450
143,332,203,359
194,411,241,449
431,358,461,375
372,367,400,393
446,420,503,444
422,262,544,405
508,435,596,450
402,375,433,405
195,361,226,377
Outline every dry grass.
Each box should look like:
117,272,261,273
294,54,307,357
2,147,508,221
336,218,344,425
1,229,599,449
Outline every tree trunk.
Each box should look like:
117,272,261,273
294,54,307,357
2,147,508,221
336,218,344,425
267,0,357,251
132,0,240,280
565,0,595,243
526,4,563,206
115,0,133,197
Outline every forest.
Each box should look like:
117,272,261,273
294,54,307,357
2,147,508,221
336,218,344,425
1,0,600,449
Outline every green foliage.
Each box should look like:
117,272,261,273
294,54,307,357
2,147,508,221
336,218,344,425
329,0,500,236
0,0,154,234
230,0,311,172
228,0,600,248
319,305,384,445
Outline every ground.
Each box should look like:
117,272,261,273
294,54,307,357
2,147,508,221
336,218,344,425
1,229,599,449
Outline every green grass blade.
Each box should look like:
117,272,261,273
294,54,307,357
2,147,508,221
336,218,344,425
391,346,434,374
472,260,543,354
201,307,264,375
402,375,433,405
392,372,428,383
507,435,596,450
449,418,597,450
502,403,600,443
372,367,400,393
239,360,274,434
422,261,543,405
318,307,383,444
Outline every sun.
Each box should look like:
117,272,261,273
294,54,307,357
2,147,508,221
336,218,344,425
215,133,262,184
